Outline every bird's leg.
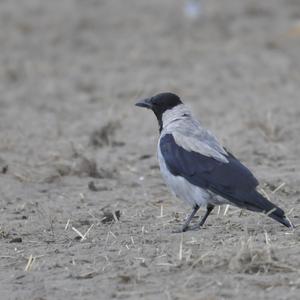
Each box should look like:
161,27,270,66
172,205,200,233
190,204,215,230
181,205,199,232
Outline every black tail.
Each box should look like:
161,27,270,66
240,190,293,228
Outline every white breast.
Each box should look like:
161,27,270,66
157,143,215,208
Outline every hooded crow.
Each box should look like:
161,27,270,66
136,92,293,232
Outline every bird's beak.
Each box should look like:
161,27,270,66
135,97,152,109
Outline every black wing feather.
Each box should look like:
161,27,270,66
160,134,290,227
160,134,258,197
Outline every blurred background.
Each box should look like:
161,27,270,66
1,0,300,163
1,1,300,299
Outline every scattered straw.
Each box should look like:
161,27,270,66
197,280,216,292
229,236,296,273
157,205,165,218
156,263,175,267
81,224,94,241
223,205,230,216
112,212,119,223
0,255,16,259
71,226,84,239
286,208,294,216
271,182,286,194
156,254,167,259
227,208,243,216
260,188,270,200
265,207,277,217
178,234,183,261
130,236,135,245
109,231,117,239
285,216,294,229
24,255,35,272
13,173,28,182
264,230,271,246
186,237,197,245
134,257,145,263
191,252,211,268
105,231,110,245
64,219,70,230
105,231,117,246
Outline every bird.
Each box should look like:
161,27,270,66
135,92,293,232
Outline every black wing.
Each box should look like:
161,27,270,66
160,134,287,219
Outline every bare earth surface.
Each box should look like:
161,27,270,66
0,0,300,299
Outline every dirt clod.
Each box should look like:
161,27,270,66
89,121,121,148
88,181,110,192
101,210,121,224
9,237,22,243
0,157,8,174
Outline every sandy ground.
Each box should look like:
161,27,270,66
1,0,300,299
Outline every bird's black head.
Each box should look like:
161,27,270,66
135,92,182,131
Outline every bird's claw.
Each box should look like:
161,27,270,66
188,224,201,231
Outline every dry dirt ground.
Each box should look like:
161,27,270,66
1,0,300,299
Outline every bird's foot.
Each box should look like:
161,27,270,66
172,225,189,233
188,224,202,231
